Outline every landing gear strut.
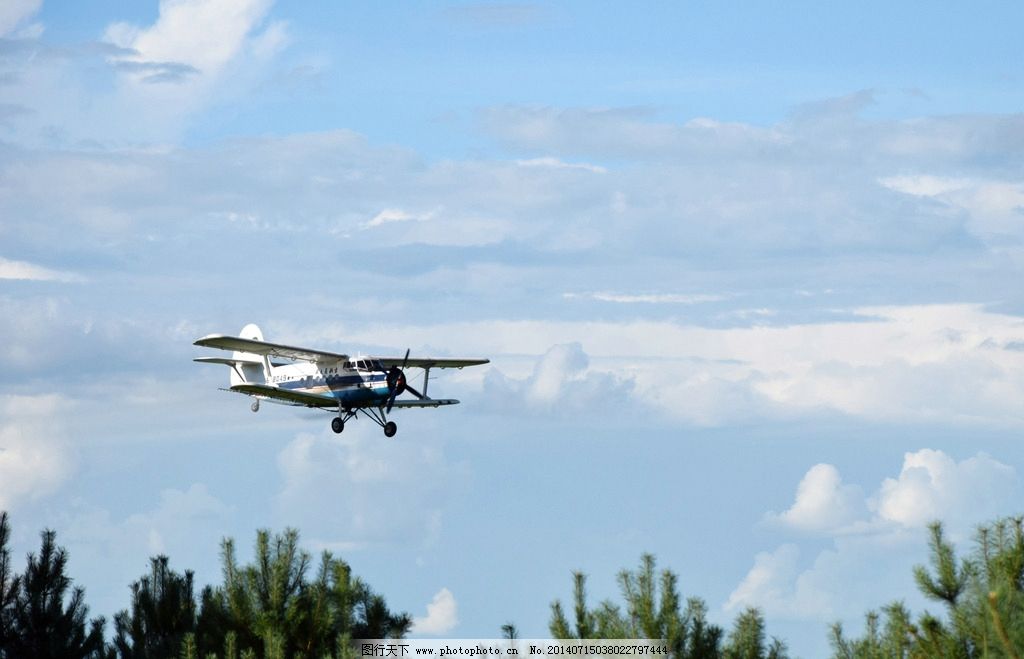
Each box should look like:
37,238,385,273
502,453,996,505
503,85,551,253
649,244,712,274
329,406,398,438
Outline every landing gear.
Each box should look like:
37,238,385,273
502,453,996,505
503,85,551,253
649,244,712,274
330,406,398,438
251,400,260,413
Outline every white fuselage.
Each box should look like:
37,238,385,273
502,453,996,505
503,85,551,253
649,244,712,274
266,357,390,406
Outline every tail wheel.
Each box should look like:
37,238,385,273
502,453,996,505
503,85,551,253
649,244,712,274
384,421,397,438
251,400,260,413
331,417,344,434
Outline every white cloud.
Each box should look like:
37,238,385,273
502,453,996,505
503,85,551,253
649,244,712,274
725,544,831,619
515,157,607,173
365,208,436,228
104,0,274,80
0,257,83,282
766,464,867,534
730,449,1020,620
315,303,1024,427
481,343,636,416
767,449,1018,538
0,394,75,511
880,175,1024,242
0,0,286,146
874,449,1017,530
0,0,41,37
412,588,459,635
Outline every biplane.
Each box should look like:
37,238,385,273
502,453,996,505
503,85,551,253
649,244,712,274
194,324,488,437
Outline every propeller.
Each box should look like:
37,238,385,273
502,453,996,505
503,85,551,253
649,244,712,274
385,348,425,413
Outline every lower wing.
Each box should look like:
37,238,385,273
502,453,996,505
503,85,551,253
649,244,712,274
225,384,458,409
227,384,336,407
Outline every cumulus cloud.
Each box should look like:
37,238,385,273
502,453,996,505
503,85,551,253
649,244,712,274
874,449,1017,529
412,588,459,635
0,0,286,145
725,544,831,619
765,464,867,534
482,343,636,416
0,394,75,511
766,449,1018,537
103,0,275,80
731,449,1021,620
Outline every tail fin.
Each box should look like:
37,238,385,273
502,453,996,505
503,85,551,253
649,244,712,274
230,323,273,386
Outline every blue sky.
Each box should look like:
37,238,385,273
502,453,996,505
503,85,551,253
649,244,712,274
2,1,1024,657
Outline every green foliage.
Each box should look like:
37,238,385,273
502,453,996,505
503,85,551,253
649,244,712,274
549,554,779,659
832,516,1024,659
720,607,788,659
112,555,197,658
1,525,106,659
722,608,764,659
0,512,19,651
196,528,411,658
0,513,410,659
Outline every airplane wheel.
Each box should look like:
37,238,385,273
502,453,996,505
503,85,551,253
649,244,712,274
251,400,260,413
332,418,344,434
384,421,397,438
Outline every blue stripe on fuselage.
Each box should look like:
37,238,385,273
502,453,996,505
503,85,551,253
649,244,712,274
279,373,389,404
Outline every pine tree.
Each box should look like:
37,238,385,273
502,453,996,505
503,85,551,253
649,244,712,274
1,512,19,651
111,555,198,658
831,516,1024,659
3,527,106,659
718,607,789,659
550,554,770,659
196,528,410,658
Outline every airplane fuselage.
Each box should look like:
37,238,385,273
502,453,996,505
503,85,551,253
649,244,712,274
268,358,391,407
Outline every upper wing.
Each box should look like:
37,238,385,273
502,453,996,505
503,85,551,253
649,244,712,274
226,383,339,407
378,357,489,369
194,334,348,363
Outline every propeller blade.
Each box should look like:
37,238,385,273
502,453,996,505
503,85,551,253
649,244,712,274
404,384,425,399
386,349,413,413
